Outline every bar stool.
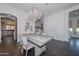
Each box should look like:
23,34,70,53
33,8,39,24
18,35,34,56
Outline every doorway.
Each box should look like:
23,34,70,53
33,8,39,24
1,17,17,43
69,9,79,37
0,14,17,43
0,13,19,56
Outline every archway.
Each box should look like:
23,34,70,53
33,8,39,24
0,13,17,43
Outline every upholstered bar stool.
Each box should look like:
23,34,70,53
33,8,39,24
18,35,34,56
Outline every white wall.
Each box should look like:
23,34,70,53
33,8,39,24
44,10,69,41
0,4,27,42
44,5,79,42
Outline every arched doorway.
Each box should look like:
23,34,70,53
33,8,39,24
0,13,17,43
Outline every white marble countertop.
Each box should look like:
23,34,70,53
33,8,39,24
22,33,52,47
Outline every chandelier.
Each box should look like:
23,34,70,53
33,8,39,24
32,8,42,20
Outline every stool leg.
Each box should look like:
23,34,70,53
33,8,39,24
23,49,26,56
23,49,28,56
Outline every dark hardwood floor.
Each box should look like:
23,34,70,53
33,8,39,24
0,36,34,56
0,36,21,56
41,39,79,56
0,36,79,56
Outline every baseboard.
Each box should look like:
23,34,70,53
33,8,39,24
53,38,69,43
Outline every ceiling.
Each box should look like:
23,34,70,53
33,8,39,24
7,3,79,16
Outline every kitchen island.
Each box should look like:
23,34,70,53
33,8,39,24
22,34,52,56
